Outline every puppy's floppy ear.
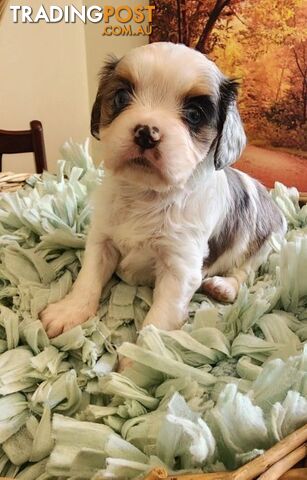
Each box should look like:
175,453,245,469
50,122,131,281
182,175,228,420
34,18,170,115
213,79,246,170
91,55,119,141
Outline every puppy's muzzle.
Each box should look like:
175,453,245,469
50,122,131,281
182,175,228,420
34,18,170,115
134,124,161,150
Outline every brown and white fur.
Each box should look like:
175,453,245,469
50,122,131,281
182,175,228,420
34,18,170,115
40,42,285,338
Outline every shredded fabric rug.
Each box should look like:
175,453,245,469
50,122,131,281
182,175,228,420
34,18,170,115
0,140,307,480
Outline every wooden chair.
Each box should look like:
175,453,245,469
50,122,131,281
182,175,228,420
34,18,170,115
0,120,48,173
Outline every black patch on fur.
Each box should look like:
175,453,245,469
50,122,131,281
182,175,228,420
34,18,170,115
205,167,250,268
182,95,216,134
209,78,241,168
216,78,239,135
91,56,133,140
204,169,285,271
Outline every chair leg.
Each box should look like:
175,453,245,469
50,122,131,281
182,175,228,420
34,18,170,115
31,120,47,173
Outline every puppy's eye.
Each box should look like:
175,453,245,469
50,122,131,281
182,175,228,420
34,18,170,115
114,89,131,110
184,105,203,126
183,95,215,130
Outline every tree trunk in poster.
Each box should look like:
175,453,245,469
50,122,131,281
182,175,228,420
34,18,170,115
195,0,231,53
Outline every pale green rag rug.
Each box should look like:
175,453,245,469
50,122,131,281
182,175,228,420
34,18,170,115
0,140,307,480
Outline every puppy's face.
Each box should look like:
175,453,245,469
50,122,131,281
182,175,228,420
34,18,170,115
91,42,246,191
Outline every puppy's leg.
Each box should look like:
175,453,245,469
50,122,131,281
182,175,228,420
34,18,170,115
201,271,247,303
142,258,203,331
40,232,119,338
202,243,272,303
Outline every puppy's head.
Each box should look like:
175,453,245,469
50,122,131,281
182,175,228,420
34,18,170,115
91,42,246,191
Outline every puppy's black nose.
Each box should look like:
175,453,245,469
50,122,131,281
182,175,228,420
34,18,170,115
134,125,161,150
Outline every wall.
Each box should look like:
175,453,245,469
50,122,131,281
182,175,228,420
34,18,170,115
0,0,149,173
0,0,90,173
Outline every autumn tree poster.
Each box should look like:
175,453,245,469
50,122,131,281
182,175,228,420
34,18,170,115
151,0,307,194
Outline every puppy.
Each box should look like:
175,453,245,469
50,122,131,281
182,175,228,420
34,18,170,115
40,42,285,338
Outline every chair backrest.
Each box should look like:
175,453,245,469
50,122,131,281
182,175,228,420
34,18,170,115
0,120,47,173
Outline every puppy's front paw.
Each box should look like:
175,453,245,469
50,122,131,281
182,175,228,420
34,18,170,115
202,276,238,303
40,297,97,338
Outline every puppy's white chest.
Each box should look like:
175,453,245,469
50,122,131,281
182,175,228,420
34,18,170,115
113,228,158,286
109,208,162,287
116,244,156,286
